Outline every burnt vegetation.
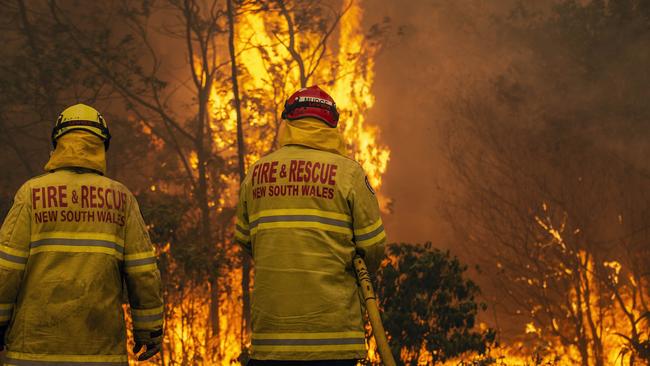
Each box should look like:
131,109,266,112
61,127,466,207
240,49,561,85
442,0,650,365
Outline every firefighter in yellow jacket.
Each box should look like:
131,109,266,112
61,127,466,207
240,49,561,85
0,104,164,365
236,86,386,365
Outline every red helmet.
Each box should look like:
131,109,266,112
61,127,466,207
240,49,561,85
281,85,340,128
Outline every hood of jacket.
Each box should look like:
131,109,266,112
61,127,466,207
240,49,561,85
278,117,347,156
44,130,107,175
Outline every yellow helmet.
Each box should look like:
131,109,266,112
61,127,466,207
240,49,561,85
52,103,111,150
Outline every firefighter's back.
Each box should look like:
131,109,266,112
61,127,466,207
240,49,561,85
242,145,367,360
1,104,163,365
236,86,386,364
8,169,131,359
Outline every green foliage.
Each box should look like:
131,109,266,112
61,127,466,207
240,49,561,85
376,242,496,365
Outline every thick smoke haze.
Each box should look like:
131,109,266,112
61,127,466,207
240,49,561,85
366,0,649,247
366,0,520,247
365,0,650,345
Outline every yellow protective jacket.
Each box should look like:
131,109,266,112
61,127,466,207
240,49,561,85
0,132,163,366
236,118,386,361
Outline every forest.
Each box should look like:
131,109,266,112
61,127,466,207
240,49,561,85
0,0,648,365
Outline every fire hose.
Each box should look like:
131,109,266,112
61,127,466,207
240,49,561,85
353,256,397,366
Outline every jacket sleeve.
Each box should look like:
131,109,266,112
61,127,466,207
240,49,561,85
123,192,164,333
348,167,386,273
0,183,31,330
235,179,252,256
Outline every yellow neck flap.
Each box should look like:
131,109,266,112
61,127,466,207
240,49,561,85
278,117,348,156
44,130,107,175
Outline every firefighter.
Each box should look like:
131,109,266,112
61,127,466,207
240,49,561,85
0,104,163,365
236,86,387,365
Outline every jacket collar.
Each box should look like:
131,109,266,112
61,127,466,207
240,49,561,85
278,117,348,156
44,130,107,175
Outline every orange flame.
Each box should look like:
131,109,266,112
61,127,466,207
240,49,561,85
149,1,391,365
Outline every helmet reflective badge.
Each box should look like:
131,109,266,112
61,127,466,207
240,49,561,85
52,104,111,150
281,85,340,128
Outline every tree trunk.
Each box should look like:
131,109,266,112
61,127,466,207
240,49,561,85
277,0,307,87
582,266,604,366
226,0,251,347
196,86,220,345
209,276,219,359
574,277,590,366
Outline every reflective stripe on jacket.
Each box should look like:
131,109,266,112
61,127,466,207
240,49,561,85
0,164,162,364
236,142,386,361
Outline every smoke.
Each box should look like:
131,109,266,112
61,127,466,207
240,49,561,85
366,0,523,246
365,0,650,347
367,0,650,246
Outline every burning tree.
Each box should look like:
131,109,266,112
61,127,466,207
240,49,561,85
42,0,390,364
441,1,650,364
444,89,650,366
